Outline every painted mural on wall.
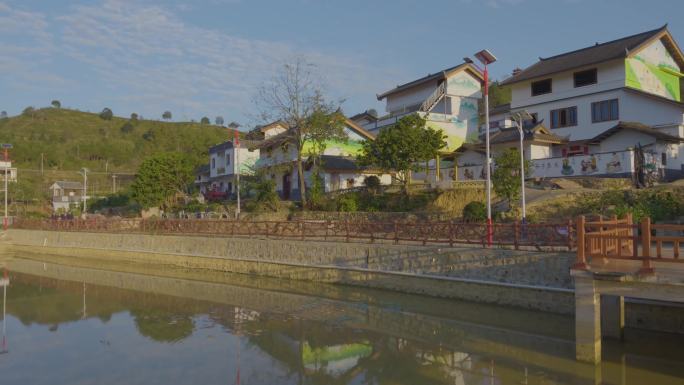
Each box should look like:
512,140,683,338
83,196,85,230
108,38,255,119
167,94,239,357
424,97,479,152
446,71,482,98
457,150,635,180
626,39,681,101
302,126,365,157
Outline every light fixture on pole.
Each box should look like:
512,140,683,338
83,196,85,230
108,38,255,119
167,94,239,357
0,144,12,231
511,111,533,225
79,168,89,218
474,49,497,246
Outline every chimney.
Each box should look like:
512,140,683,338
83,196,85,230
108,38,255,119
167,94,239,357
512,67,523,76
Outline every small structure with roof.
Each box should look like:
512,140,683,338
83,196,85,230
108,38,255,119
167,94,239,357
49,181,84,212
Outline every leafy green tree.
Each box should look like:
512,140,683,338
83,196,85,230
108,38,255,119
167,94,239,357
492,148,532,209
162,111,172,120
228,121,240,129
0,111,7,119
215,116,224,126
200,116,210,125
99,108,113,120
358,114,445,194
51,100,61,108
130,152,194,209
130,112,138,121
247,176,280,212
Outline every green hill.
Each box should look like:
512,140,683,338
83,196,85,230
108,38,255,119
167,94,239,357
0,107,229,171
0,108,231,210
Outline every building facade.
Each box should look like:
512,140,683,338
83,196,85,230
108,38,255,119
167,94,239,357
196,139,260,200
461,25,684,181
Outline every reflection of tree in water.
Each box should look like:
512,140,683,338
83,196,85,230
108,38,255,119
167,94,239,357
131,308,194,343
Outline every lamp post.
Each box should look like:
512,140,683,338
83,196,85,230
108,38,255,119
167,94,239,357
474,50,497,246
79,168,89,217
1,268,8,354
1,144,12,231
233,129,241,220
511,111,533,224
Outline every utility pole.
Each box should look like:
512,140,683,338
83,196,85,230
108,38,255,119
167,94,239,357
40,153,44,175
1,144,12,231
80,168,89,217
112,174,117,194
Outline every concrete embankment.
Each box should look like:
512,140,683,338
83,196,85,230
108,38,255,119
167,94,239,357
3,229,576,314
3,229,683,334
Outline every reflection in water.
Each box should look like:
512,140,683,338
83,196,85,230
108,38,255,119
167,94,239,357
0,257,682,385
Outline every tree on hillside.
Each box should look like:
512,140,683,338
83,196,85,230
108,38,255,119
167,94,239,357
228,121,240,129
130,152,194,209
120,121,134,134
51,100,61,108
99,108,113,120
130,113,139,121
358,114,445,194
215,116,224,126
492,148,532,210
367,108,378,117
200,116,210,125
22,106,35,117
254,57,344,206
0,111,7,119
162,111,172,120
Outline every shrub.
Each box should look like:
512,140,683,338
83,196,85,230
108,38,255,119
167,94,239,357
99,108,113,120
120,121,134,133
337,193,358,212
463,201,487,222
363,175,381,193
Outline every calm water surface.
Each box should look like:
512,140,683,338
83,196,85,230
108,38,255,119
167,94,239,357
0,255,683,385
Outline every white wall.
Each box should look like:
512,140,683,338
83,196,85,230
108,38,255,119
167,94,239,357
510,60,625,109
385,80,440,114
620,90,684,128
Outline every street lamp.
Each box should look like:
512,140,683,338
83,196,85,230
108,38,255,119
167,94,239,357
0,144,12,231
232,128,241,220
511,111,533,224
474,49,497,246
79,168,89,217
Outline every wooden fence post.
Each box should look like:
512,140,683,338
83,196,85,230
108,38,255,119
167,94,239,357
567,219,573,251
639,217,655,275
573,215,589,270
514,221,520,250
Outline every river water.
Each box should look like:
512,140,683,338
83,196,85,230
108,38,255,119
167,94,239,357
0,255,683,385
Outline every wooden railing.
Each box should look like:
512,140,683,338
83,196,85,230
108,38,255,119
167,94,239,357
12,218,574,250
574,215,684,274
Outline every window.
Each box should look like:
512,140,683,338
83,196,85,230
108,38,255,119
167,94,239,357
225,154,230,166
211,158,215,169
574,68,597,88
591,99,619,122
550,106,577,128
531,79,552,96
662,152,667,166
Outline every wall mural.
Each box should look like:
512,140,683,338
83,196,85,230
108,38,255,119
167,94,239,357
302,126,366,157
447,71,482,98
457,150,636,180
626,38,681,101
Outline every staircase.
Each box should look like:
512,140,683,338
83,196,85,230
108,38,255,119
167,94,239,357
419,81,446,112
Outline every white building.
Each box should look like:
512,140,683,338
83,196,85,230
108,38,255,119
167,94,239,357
196,138,260,200
461,25,684,182
251,119,391,200
49,181,84,213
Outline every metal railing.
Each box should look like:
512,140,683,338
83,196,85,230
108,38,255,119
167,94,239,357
574,215,684,274
13,218,574,250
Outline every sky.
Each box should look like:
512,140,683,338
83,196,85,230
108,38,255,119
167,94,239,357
0,0,682,127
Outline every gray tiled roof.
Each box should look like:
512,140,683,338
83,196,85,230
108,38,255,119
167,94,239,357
52,181,83,190
501,26,666,85
589,121,684,144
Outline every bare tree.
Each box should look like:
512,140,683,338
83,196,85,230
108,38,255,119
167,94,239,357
254,57,341,206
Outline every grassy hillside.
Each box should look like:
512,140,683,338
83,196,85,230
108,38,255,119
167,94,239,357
0,108,229,171
0,108,231,212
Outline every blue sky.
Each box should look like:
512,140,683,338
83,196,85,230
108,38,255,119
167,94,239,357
0,0,682,127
